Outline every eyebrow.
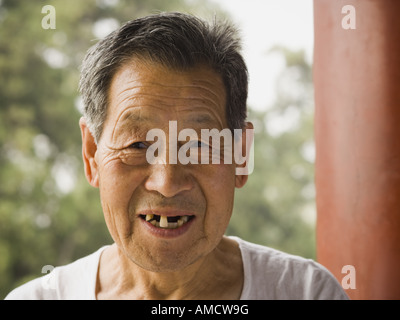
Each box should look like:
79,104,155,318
186,113,219,126
111,110,153,141
119,110,151,124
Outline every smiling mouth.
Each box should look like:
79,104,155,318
139,214,195,229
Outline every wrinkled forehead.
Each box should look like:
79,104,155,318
105,59,228,129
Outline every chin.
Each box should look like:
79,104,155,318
127,239,209,273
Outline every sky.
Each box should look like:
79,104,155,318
208,0,314,111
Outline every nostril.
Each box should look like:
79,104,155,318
144,164,194,198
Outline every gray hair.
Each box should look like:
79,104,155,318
79,12,248,142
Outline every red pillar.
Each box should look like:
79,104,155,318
314,0,400,299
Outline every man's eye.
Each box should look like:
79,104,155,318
188,140,208,148
128,142,147,149
197,141,209,148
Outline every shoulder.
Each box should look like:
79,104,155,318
232,237,349,300
5,246,108,300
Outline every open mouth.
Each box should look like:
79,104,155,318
139,214,195,229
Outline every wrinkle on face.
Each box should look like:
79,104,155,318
100,60,227,151
95,58,237,273
116,83,222,110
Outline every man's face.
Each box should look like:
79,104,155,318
85,60,247,272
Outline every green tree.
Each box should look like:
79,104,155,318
0,0,220,298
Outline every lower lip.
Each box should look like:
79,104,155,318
139,217,195,239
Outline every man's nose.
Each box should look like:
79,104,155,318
144,163,193,198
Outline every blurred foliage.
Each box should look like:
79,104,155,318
0,0,315,298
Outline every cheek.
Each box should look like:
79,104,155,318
98,159,144,240
201,165,236,230
100,163,134,206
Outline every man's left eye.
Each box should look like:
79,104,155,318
190,140,208,148
128,142,147,149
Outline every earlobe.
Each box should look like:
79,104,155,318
79,117,99,188
235,121,254,188
235,174,248,188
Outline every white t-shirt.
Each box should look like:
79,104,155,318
5,237,348,300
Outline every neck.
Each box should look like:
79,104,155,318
96,236,243,300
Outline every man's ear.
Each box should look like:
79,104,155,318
79,117,99,188
235,121,254,188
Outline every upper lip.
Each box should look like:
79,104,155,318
137,209,196,217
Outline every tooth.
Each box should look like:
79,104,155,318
159,215,168,228
150,220,157,226
182,216,188,223
177,219,184,227
168,222,178,229
146,214,154,221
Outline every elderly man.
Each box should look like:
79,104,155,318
6,12,348,300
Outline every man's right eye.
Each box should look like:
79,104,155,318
128,142,147,149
